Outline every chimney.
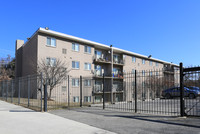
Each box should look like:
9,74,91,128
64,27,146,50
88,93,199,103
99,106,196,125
16,40,24,51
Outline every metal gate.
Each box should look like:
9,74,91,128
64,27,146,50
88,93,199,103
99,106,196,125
180,63,200,116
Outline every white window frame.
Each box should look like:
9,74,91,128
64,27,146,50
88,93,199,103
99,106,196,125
72,79,79,87
113,54,120,63
142,59,145,64
142,70,145,76
84,63,91,70
132,69,135,73
72,43,80,52
72,61,80,69
73,96,79,102
46,57,56,66
95,50,102,59
47,37,56,47
84,96,91,102
84,46,91,54
132,56,136,62
149,61,152,66
156,62,159,67
95,65,102,76
84,79,91,87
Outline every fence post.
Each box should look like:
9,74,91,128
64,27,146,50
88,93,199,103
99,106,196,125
40,73,43,112
2,81,4,100
44,84,47,112
6,80,8,101
180,62,185,117
103,73,105,109
18,78,20,105
68,75,70,109
1,81,3,99
135,70,137,113
80,76,82,107
11,80,13,103
28,76,30,107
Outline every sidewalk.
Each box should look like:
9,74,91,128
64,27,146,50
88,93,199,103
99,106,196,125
0,100,116,134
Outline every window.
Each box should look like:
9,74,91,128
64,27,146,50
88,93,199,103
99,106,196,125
142,82,145,88
72,79,79,87
149,61,152,66
47,37,56,47
156,72,159,76
113,81,123,92
142,59,145,64
132,57,136,62
84,63,91,70
46,57,56,66
73,96,79,102
150,71,153,76
113,68,121,77
95,50,102,59
113,54,120,63
94,81,102,92
84,96,91,102
72,61,80,69
132,69,135,73
95,65,102,76
62,86,67,92
72,43,79,51
84,79,91,86
156,62,159,67
142,70,145,76
84,46,91,54
62,48,67,54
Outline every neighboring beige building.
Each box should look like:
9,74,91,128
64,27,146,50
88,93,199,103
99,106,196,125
15,27,179,103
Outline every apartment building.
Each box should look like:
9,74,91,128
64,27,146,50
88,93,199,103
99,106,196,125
15,27,179,103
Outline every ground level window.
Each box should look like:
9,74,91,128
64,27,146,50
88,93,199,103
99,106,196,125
84,96,91,102
73,96,79,102
95,96,102,103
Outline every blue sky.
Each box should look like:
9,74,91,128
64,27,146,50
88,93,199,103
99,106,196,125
0,0,200,66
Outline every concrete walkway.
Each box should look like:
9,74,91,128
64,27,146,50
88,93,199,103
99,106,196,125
0,100,116,134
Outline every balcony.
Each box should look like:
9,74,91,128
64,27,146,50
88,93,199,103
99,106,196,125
93,56,111,64
93,85,103,93
113,59,125,65
93,73,124,79
163,67,174,74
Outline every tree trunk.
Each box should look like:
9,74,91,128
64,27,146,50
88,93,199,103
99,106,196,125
48,88,53,100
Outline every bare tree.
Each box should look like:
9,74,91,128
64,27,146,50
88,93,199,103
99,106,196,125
0,55,15,81
37,58,70,100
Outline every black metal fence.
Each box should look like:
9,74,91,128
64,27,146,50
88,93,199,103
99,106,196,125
0,64,200,117
182,65,200,116
104,69,181,116
0,74,42,111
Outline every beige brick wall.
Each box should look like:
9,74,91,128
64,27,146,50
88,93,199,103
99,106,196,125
123,54,164,73
37,33,94,77
22,34,38,76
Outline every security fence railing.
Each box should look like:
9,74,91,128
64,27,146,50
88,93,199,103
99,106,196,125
0,74,42,111
104,69,181,116
0,63,199,117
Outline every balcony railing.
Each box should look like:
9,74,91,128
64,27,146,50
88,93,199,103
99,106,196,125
164,67,174,74
93,56,111,63
93,85,103,93
93,72,124,79
113,59,125,65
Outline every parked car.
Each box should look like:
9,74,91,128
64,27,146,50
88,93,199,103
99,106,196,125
187,86,200,91
162,87,200,99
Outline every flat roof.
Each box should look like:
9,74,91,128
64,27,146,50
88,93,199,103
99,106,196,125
25,27,179,67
